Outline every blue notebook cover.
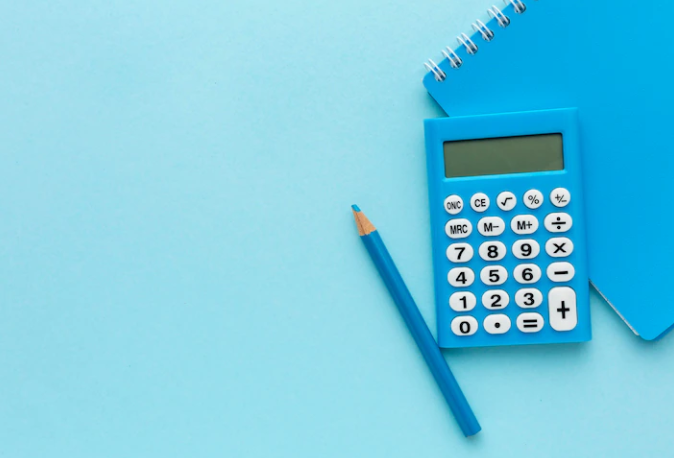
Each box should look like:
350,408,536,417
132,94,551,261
422,0,674,340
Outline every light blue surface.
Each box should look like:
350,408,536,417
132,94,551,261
426,109,591,348
1,0,674,456
423,0,674,340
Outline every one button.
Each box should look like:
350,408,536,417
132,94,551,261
548,287,577,331
513,264,541,284
512,239,540,260
517,312,544,333
451,316,478,336
515,288,543,308
544,213,573,233
550,188,571,208
480,265,508,286
470,193,490,212
545,237,574,258
448,267,475,287
477,216,506,237
523,189,544,209
479,241,506,261
449,292,477,312
484,314,511,335
445,218,473,239
511,215,539,235
482,289,510,310
444,195,464,215
497,191,517,211
547,262,575,282
446,243,474,263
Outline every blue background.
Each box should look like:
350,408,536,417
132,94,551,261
0,0,671,456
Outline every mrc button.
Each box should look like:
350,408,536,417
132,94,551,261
445,218,473,239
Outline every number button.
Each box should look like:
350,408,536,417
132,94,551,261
516,312,544,333
545,237,574,257
544,213,573,233
479,241,506,261
483,314,511,335
550,188,571,208
477,216,505,237
497,191,517,211
547,262,575,282
445,218,473,239
480,266,508,286
512,239,540,260
444,195,464,215
447,243,474,263
482,290,509,310
548,287,577,331
470,193,490,212
451,316,478,336
515,288,543,308
523,189,543,209
448,267,475,287
511,215,539,235
513,264,541,284
449,292,477,312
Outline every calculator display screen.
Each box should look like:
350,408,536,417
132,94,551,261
443,134,564,178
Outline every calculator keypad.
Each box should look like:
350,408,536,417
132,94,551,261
445,188,580,338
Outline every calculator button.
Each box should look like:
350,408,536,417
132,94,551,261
497,191,517,211
483,314,511,335
482,289,510,310
512,239,540,260
517,313,544,333
448,267,475,287
550,188,571,208
513,264,541,284
515,288,543,308
547,262,575,282
445,218,473,239
444,195,464,215
548,287,577,331
545,237,574,257
511,215,539,235
523,189,544,209
451,316,478,336
480,266,508,286
470,193,490,212
544,213,573,233
477,216,506,237
447,243,474,263
449,292,477,312
479,241,506,261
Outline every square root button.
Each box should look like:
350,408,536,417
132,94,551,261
548,287,577,331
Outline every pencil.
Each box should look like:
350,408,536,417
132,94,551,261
351,205,481,437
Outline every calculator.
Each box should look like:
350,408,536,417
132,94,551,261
424,109,591,348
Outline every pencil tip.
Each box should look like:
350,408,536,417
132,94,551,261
351,204,360,212
352,205,376,236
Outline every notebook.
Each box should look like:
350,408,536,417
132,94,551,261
422,0,674,340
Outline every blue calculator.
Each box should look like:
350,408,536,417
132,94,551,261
424,109,591,348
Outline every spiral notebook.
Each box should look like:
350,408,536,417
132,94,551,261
422,0,674,340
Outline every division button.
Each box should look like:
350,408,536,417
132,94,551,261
515,288,543,308
511,215,539,235
547,262,575,282
497,191,517,211
516,312,544,333
470,192,490,212
445,218,473,239
550,188,571,208
449,291,477,312
451,316,478,336
448,267,475,287
548,287,577,331
444,195,464,215
478,216,506,236
446,243,474,263
545,237,574,257
544,213,573,233
483,314,511,335
523,189,544,209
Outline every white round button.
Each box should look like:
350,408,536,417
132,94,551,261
510,215,539,235
483,314,511,335
523,189,544,209
451,316,478,336
545,237,574,257
448,267,475,287
547,262,575,282
445,218,473,239
515,288,543,308
477,216,506,237
470,193,490,212
497,191,517,211
550,188,571,208
544,213,573,233
479,241,506,261
446,243,474,263
516,312,544,333
449,292,477,312
512,239,540,259
513,264,542,284
482,289,510,310
444,195,464,215
480,265,508,286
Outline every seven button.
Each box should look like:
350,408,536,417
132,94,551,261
447,243,474,263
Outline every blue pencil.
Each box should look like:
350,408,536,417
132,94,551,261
351,205,481,437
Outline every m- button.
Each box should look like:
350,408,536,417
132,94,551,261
477,217,505,236
445,218,473,239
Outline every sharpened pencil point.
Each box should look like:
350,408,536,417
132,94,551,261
351,204,361,212
352,205,376,236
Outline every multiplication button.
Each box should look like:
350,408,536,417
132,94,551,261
545,237,573,257
444,195,464,215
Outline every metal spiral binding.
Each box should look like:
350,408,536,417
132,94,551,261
424,0,529,82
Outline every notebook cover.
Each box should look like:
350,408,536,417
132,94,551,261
422,0,674,340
